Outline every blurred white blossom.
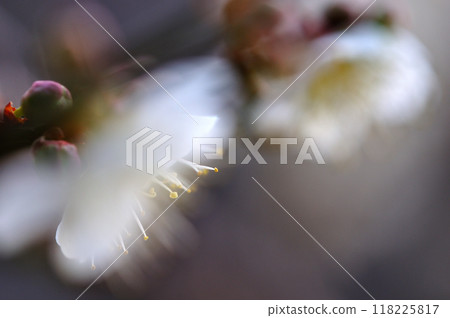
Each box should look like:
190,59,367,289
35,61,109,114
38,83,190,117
253,22,438,161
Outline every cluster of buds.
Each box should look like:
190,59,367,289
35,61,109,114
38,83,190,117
1,81,80,175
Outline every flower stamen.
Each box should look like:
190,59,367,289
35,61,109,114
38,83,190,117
118,235,128,255
131,209,149,240
153,178,178,199
178,159,218,175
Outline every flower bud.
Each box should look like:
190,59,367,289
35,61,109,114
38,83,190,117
223,0,304,79
32,135,81,176
324,5,353,32
15,81,72,126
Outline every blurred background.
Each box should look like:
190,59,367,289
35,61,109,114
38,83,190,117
0,0,449,299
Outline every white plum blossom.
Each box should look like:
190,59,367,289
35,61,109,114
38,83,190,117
0,56,242,284
54,56,241,281
253,22,438,161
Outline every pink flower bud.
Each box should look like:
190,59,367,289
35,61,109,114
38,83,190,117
32,136,81,175
15,81,72,126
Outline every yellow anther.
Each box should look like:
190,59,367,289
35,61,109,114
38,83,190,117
197,170,203,176
187,188,192,193
149,188,156,198
214,167,219,173
144,235,149,241
124,250,129,255
170,192,178,199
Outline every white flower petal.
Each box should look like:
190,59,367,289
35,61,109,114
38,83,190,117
55,172,141,262
0,151,68,256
